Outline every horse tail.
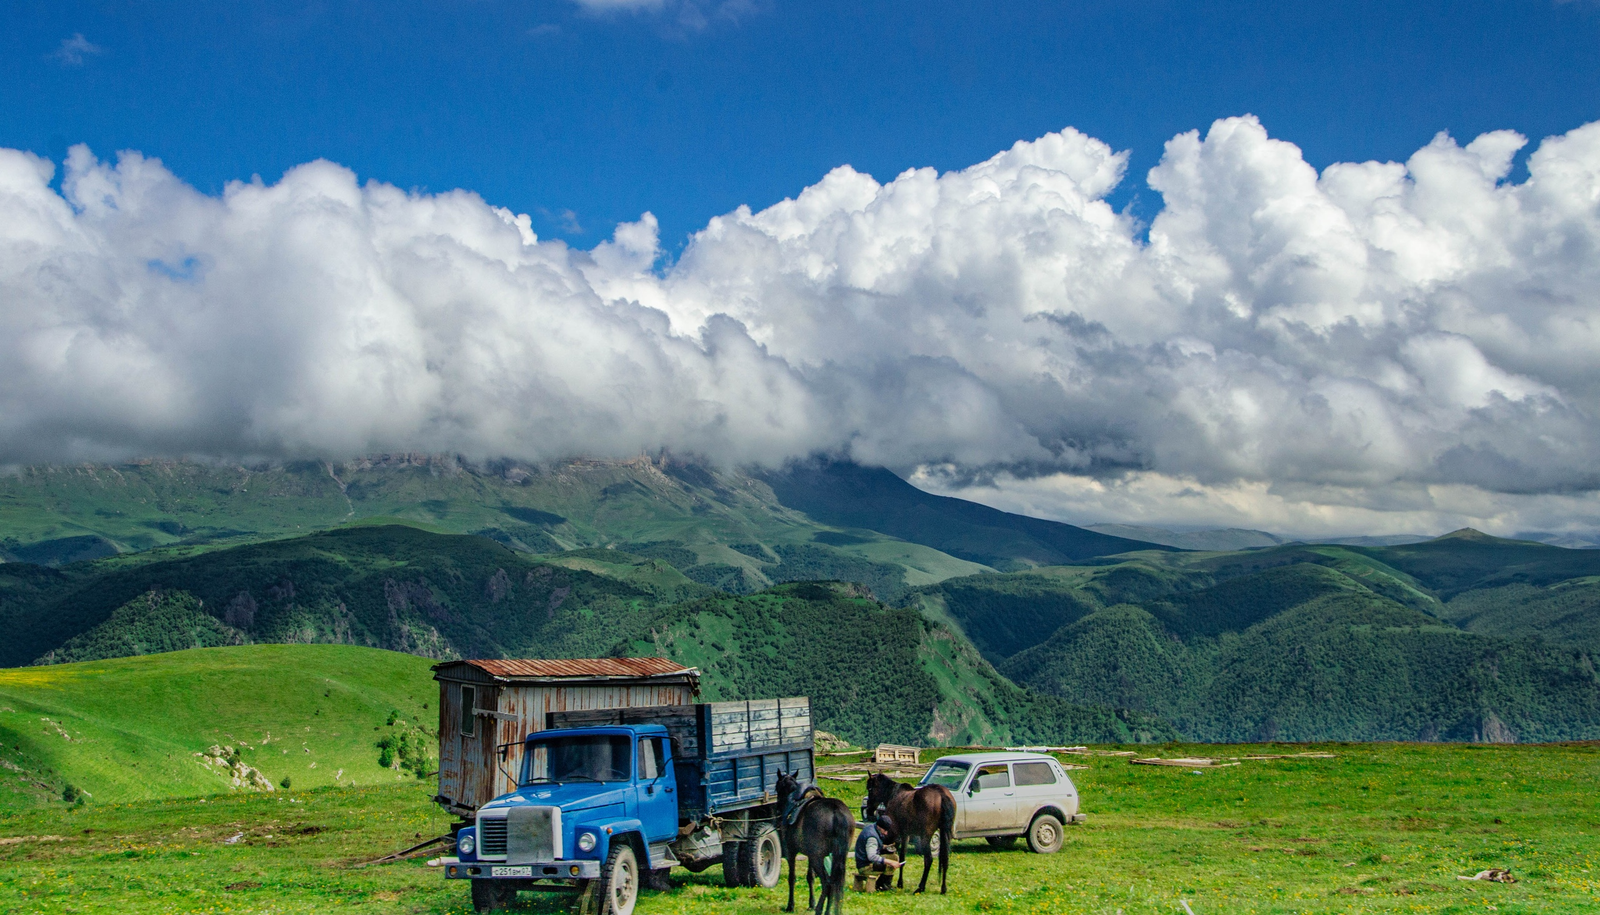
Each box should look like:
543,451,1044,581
938,788,955,892
832,811,852,913
939,788,956,844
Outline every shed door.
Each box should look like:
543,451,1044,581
460,684,501,810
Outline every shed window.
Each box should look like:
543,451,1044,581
460,686,476,738
1013,762,1057,786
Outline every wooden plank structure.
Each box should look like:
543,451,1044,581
548,697,814,820
431,657,700,817
874,744,921,765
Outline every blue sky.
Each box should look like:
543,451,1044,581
7,0,1599,249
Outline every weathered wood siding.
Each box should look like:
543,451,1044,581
705,698,811,756
437,679,696,812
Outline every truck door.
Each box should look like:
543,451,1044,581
637,736,678,842
961,763,1018,833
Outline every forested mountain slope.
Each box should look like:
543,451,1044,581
912,535,1600,742
0,527,1156,747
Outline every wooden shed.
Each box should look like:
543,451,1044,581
431,657,700,817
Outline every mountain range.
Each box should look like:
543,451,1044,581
3,456,1598,746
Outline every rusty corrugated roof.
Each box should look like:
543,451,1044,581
433,657,698,682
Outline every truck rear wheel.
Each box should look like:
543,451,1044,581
721,841,747,887
471,878,515,913
595,842,640,915
739,823,783,888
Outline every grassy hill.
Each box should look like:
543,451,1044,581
0,645,437,807
912,536,1600,742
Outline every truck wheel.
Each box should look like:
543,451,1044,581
471,879,514,913
740,824,783,888
985,835,1018,849
595,843,640,915
1026,813,1064,854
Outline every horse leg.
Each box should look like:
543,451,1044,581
784,850,797,913
914,832,933,894
938,823,950,894
831,842,849,915
894,833,905,890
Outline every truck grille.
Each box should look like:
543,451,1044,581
478,816,508,859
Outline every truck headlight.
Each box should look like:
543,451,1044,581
577,831,596,852
458,833,476,855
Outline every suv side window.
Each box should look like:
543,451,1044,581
1013,761,1056,786
974,764,1010,791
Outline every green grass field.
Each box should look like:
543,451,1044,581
0,646,437,805
2,741,1596,914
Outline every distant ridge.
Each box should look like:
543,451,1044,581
759,460,1165,569
1084,523,1439,551
1084,523,1286,552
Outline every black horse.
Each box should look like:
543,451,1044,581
775,770,853,915
865,772,955,894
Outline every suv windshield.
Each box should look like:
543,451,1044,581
920,761,970,790
522,734,632,785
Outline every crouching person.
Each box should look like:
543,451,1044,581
853,815,903,892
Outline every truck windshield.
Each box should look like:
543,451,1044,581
920,761,970,790
522,734,633,785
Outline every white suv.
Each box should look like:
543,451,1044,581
917,752,1081,853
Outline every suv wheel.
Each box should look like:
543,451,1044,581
596,842,640,915
740,823,783,888
1026,813,1064,854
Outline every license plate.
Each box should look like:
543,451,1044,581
491,866,533,877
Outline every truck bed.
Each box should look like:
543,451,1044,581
547,697,814,819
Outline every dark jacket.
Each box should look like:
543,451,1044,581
855,822,893,868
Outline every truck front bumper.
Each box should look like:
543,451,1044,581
443,858,601,880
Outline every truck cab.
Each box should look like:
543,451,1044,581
447,725,678,914
442,696,815,915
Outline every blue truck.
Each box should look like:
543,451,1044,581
442,697,815,914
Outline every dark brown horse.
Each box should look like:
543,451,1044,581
775,770,853,915
865,772,954,894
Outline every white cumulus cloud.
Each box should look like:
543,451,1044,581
3,114,1600,535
